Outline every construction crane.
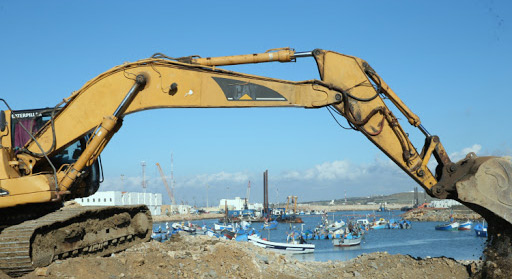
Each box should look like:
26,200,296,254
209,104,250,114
156,162,177,212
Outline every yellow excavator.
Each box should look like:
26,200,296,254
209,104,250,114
0,48,511,276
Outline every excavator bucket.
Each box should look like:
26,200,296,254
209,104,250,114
453,156,512,231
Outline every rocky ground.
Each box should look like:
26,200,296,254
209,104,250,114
401,207,482,222
16,233,479,279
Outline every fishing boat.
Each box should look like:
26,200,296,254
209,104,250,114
248,235,315,254
220,229,236,240
172,222,197,234
356,219,369,226
171,222,182,231
214,223,235,232
371,218,388,230
261,220,278,230
205,229,220,238
435,222,459,231
330,228,345,239
474,222,487,237
332,234,362,247
387,219,401,229
399,220,412,229
458,220,472,231
182,224,197,234
435,211,459,231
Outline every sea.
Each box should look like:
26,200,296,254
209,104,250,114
153,210,487,262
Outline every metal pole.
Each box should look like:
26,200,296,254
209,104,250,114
113,75,146,118
292,51,313,58
419,124,431,137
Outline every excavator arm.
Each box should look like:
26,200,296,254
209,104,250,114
5,47,512,228
310,49,512,230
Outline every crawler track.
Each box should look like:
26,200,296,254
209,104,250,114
0,205,152,277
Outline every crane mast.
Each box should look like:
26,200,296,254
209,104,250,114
156,162,177,212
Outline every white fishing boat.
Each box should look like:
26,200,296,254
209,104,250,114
332,235,362,247
214,223,235,232
248,235,315,254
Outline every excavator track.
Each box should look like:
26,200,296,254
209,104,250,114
0,205,152,277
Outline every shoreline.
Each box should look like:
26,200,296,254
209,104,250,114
151,204,482,223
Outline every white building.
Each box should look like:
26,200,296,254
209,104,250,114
74,191,162,215
430,199,461,208
218,197,263,211
162,204,193,215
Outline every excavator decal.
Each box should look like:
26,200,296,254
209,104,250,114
212,77,287,101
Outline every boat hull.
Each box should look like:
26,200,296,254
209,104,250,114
435,222,459,231
474,224,487,237
248,235,314,254
333,237,361,247
371,224,387,230
458,221,472,231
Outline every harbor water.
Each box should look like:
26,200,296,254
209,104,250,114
153,210,487,262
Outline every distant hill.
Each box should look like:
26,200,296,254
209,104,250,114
297,190,440,206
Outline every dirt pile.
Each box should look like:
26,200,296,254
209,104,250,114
18,233,476,279
470,213,512,279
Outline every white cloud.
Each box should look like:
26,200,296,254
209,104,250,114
449,144,482,161
279,160,367,181
426,144,482,171
98,156,419,204
97,143,512,205
180,171,250,187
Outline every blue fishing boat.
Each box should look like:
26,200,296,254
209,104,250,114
387,219,400,229
371,218,388,230
474,222,487,237
399,220,412,229
435,212,459,231
261,220,278,230
435,222,459,231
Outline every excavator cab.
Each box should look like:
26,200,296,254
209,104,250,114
10,108,101,198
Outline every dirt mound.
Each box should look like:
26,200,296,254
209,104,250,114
471,214,512,279
62,201,82,208
18,233,476,279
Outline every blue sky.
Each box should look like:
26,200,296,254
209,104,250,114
1,1,511,206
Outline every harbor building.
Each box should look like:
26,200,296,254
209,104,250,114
219,197,263,211
161,204,194,215
430,199,461,208
74,191,162,215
